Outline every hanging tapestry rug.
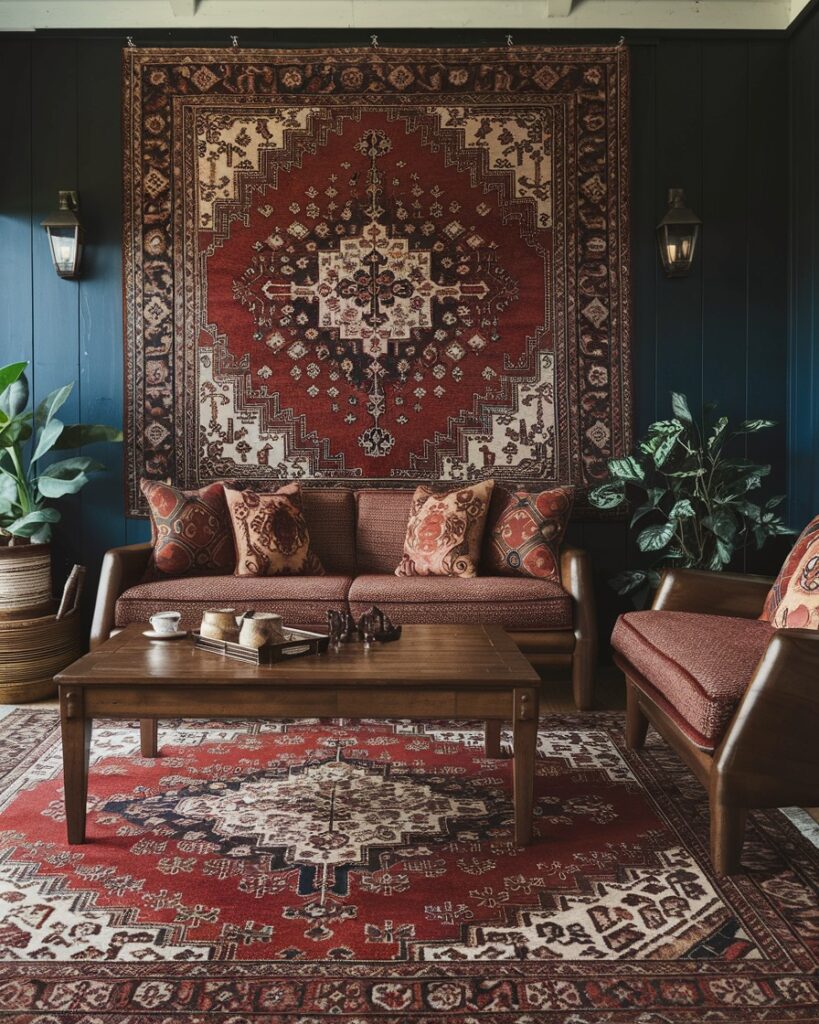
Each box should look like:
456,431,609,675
122,45,631,515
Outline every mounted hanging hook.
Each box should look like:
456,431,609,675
126,35,135,48
231,34,239,48
371,34,379,48
506,34,514,47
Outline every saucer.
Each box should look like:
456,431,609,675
143,629,187,640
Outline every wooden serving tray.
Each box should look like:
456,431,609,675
192,627,329,665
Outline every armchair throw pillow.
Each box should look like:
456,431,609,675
761,514,819,629
396,481,494,578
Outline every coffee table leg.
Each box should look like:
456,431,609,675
60,688,92,845
513,688,539,846
140,719,158,757
484,720,503,758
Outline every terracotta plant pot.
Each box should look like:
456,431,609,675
0,542,54,620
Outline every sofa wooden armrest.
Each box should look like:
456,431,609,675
714,627,819,811
560,545,598,710
652,567,774,619
90,543,152,650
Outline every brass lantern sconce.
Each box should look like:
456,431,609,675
41,191,84,279
656,188,701,278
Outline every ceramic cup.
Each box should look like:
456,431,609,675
238,612,285,649
200,608,239,641
149,611,182,634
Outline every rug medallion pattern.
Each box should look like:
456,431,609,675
122,47,632,515
0,711,816,1020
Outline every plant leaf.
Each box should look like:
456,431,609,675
653,431,682,468
637,521,677,552
703,509,738,544
0,372,29,419
610,570,653,595
588,481,626,510
35,384,73,428
37,473,90,498
668,498,695,519
670,392,693,424
53,423,123,449
6,507,60,538
39,456,106,478
735,419,776,434
707,415,729,454
606,455,645,484
30,418,64,462
630,504,660,527
0,362,28,399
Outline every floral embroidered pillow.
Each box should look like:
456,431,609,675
396,480,495,578
761,514,819,629
485,486,574,583
225,483,325,577
141,479,235,578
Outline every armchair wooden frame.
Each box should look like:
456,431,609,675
614,568,819,875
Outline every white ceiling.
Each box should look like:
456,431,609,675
0,0,812,32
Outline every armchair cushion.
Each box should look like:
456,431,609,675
612,611,774,750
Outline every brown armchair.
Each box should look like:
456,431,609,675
611,568,819,875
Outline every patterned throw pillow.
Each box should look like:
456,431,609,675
396,481,495,578
141,479,235,577
225,483,325,577
485,486,574,583
761,515,819,629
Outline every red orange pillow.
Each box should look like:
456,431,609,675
485,486,574,584
225,482,324,577
396,481,494,578
141,479,235,577
761,514,819,629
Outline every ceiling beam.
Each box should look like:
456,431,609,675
169,0,198,15
548,0,573,16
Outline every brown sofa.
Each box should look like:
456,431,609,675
91,488,598,708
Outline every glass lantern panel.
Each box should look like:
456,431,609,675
47,226,78,274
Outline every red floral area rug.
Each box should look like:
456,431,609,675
0,710,816,1022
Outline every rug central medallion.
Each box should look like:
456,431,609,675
226,125,514,459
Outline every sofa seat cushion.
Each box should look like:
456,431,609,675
611,611,774,750
348,574,572,629
115,575,354,630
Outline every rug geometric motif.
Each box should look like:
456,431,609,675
122,47,632,515
0,710,816,1021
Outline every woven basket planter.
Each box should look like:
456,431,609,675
0,611,83,704
0,543,54,620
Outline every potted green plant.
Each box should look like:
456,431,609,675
0,361,122,617
589,392,793,600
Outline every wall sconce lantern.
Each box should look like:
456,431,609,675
41,191,84,279
656,188,701,278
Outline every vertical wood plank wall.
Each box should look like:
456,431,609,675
0,34,790,640
789,9,819,531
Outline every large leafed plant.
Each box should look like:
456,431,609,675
0,361,122,544
588,392,792,596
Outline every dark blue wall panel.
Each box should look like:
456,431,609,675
0,33,791,637
789,10,819,531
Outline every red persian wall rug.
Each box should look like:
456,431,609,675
122,46,632,515
0,710,816,1021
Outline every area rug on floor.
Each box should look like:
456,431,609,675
0,709,816,1022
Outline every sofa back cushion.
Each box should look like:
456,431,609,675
355,489,415,573
301,488,357,575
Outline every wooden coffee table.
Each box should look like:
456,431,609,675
55,623,541,846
